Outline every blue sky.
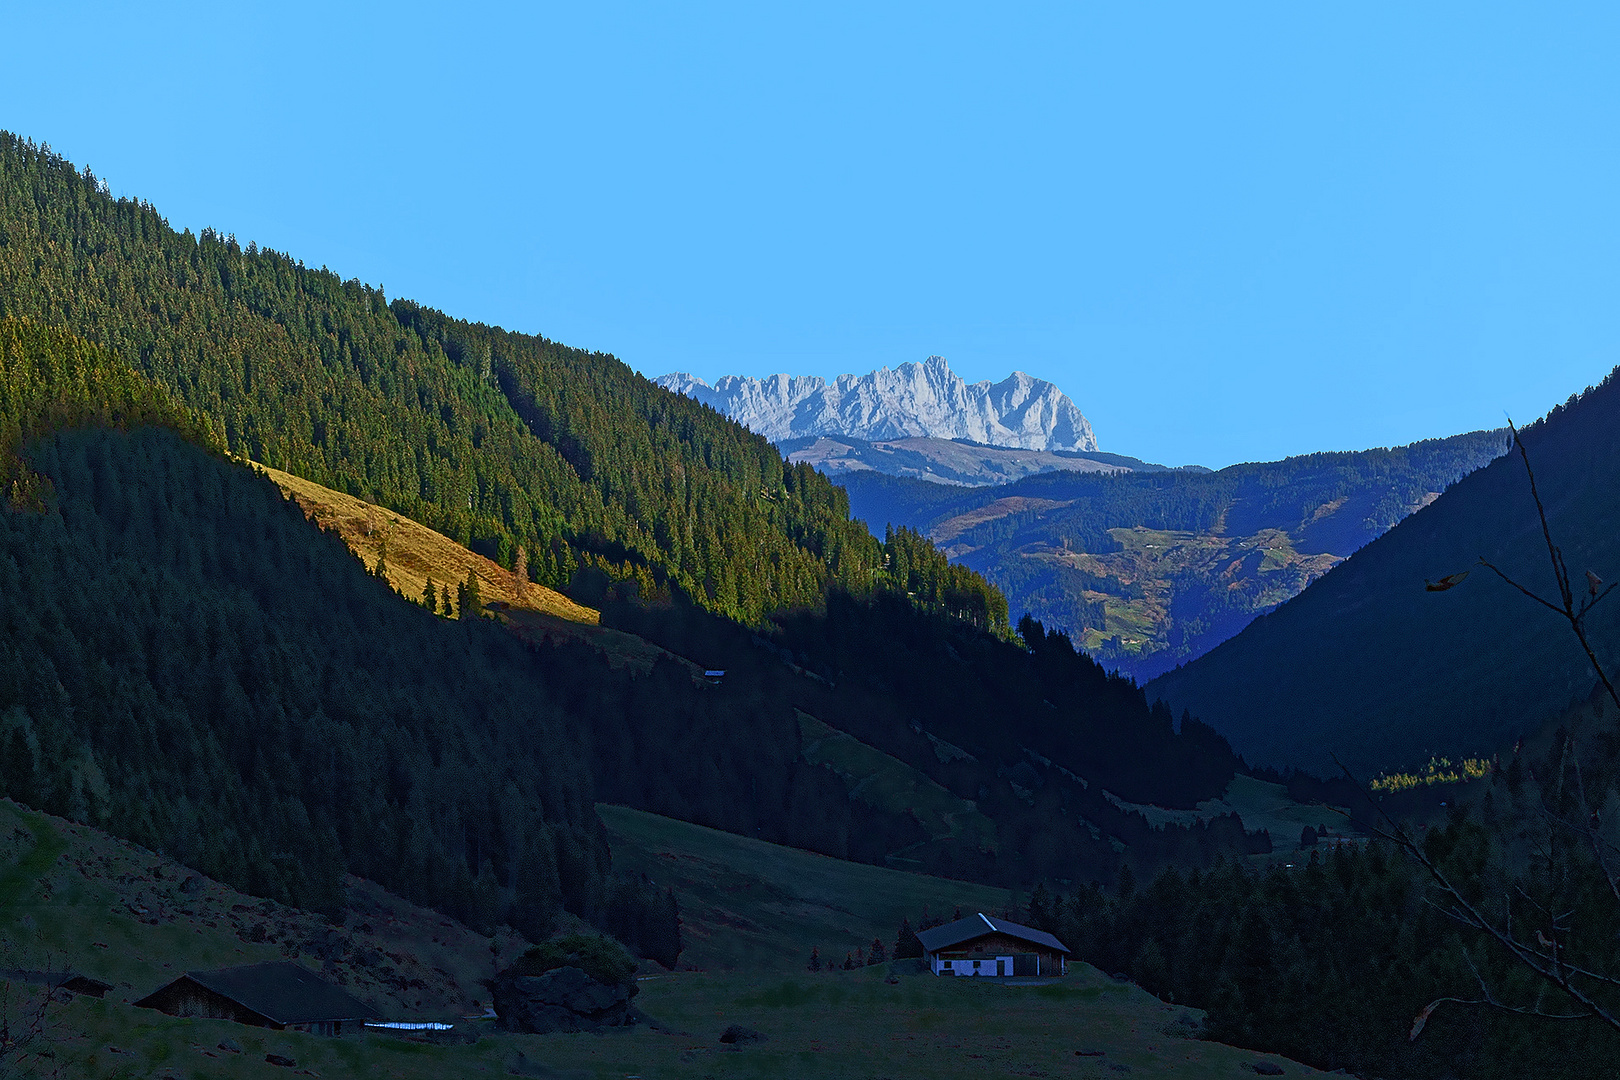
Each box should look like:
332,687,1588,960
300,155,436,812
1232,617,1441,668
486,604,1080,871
5,3,1619,467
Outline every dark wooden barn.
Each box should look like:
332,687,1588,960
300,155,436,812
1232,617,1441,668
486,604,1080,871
915,913,1070,977
134,961,379,1036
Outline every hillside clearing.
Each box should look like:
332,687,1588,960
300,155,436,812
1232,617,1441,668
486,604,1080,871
255,460,598,624
255,461,705,672
797,711,999,856
600,803,1008,971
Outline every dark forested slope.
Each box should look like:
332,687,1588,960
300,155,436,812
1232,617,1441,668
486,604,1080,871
1148,371,1620,775
0,133,1003,631
3,424,606,931
840,429,1507,682
593,595,1262,887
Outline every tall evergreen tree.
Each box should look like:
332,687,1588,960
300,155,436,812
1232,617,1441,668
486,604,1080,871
894,918,922,960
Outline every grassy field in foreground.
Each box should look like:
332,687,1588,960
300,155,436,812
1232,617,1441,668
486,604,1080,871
35,962,1325,1080
600,804,1010,972
0,799,1332,1077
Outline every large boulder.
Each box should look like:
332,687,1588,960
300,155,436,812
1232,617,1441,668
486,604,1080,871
489,965,637,1034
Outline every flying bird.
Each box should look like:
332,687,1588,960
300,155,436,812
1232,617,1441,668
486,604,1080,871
1425,572,1469,592
1588,570,1603,596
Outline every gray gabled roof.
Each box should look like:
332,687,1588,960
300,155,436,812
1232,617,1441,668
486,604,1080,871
173,962,379,1024
915,912,1069,955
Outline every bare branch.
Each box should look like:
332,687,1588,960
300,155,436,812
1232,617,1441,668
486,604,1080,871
1507,418,1574,605
1475,558,1566,617
1576,581,1619,624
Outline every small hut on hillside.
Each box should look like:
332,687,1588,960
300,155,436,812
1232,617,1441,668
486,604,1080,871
135,961,379,1036
916,913,1069,977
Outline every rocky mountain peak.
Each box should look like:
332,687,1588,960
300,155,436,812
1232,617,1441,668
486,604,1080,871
656,357,1097,452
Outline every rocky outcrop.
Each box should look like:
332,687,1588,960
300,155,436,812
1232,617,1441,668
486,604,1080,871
488,965,638,1034
657,356,1097,452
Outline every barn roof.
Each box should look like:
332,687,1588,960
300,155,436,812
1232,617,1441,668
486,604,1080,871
150,962,379,1025
915,913,1069,955
0,970,113,997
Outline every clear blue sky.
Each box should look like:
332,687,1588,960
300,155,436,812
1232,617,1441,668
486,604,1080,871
5,3,1618,467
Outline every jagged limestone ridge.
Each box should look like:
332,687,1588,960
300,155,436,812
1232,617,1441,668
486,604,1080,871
658,355,1098,452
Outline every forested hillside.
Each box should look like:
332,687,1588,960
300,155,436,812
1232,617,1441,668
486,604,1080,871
840,429,1506,681
0,133,1003,632
1149,371,1620,775
591,596,1264,887
0,127,1281,906
0,318,1264,922
1,440,601,932
1036,806,1620,1080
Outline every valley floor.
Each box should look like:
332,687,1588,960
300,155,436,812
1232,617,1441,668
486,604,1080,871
39,964,1322,1080
0,798,1328,1078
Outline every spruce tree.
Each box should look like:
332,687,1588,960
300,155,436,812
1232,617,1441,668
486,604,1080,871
895,917,922,959
3,728,36,808
1027,882,1053,929
513,544,528,605
461,569,482,619
423,577,437,613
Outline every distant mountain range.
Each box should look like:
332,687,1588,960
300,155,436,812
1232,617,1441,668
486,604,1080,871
660,353,1510,691
839,430,1509,686
657,355,1098,453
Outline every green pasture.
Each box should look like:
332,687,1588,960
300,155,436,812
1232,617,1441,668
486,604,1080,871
599,803,1009,971
36,961,1323,1080
796,711,998,853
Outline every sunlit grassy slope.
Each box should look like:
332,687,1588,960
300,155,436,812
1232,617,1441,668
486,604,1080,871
255,461,598,623
257,461,698,672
